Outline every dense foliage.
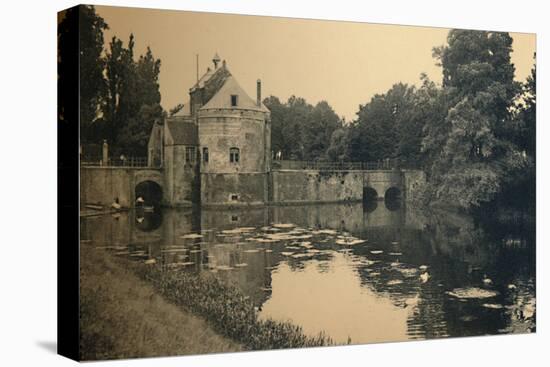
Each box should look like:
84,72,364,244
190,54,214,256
134,262,334,350
59,6,163,156
421,31,534,209
63,8,535,211
266,30,535,211
264,96,343,160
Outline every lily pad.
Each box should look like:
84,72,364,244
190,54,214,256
482,303,504,309
387,280,403,286
216,265,234,271
446,287,499,299
312,229,338,235
272,223,296,229
256,238,278,243
292,253,312,259
180,233,203,239
221,227,255,234
167,261,195,268
397,268,418,277
285,246,301,250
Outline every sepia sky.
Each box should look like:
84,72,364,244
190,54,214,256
96,5,536,121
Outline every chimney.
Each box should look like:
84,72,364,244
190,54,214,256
256,79,262,107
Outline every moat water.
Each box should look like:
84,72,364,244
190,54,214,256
80,200,536,344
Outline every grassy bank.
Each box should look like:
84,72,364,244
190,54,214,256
130,260,334,351
80,246,241,360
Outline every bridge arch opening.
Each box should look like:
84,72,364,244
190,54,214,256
135,180,163,206
385,187,401,201
363,187,378,201
384,187,402,211
135,210,163,232
363,187,379,212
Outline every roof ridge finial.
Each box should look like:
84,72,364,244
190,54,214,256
213,52,221,69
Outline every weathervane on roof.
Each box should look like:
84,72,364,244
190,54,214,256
212,52,221,69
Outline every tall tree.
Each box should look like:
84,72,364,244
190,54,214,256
326,128,349,161
102,35,163,155
102,35,132,144
59,6,108,143
302,101,342,160
265,95,342,160
423,30,526,209
348,83,419,163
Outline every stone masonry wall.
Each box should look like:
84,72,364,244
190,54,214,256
270,170,364,204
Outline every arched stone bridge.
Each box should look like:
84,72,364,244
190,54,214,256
80,164,425,208
269,168,425,205
80,166,164,208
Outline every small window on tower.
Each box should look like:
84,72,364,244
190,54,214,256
229,147,240,163
231,94,238,107
185,146,196,164
203,147,209,163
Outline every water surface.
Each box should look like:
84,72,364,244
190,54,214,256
81,200,535,344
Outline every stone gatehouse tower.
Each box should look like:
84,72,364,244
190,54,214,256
148,54,271,206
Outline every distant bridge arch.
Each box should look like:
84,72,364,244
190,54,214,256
363,187,379,202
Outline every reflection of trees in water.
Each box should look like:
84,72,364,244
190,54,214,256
82,200,535,340
349,205,535,339
411,208,535,338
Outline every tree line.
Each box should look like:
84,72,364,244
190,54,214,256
62,7,535,211
266,30,535,211
59,5,163,157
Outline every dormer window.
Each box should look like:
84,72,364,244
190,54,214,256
231,95,238,107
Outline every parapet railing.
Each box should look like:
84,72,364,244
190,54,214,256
80,156,149,168
271,159,399,171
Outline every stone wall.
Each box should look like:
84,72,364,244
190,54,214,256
201,173,267,206
80,167,163,208
363,170,403,199
80,167,132,208
164,145,199,206
270,170,364,204
198,109,268,174
270,169,423,205
402,169,426,202
198,107,270,206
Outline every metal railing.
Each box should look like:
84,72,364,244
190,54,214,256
80,156,149,168
271,159,399,171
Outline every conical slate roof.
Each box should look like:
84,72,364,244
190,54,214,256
200,76,269,112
